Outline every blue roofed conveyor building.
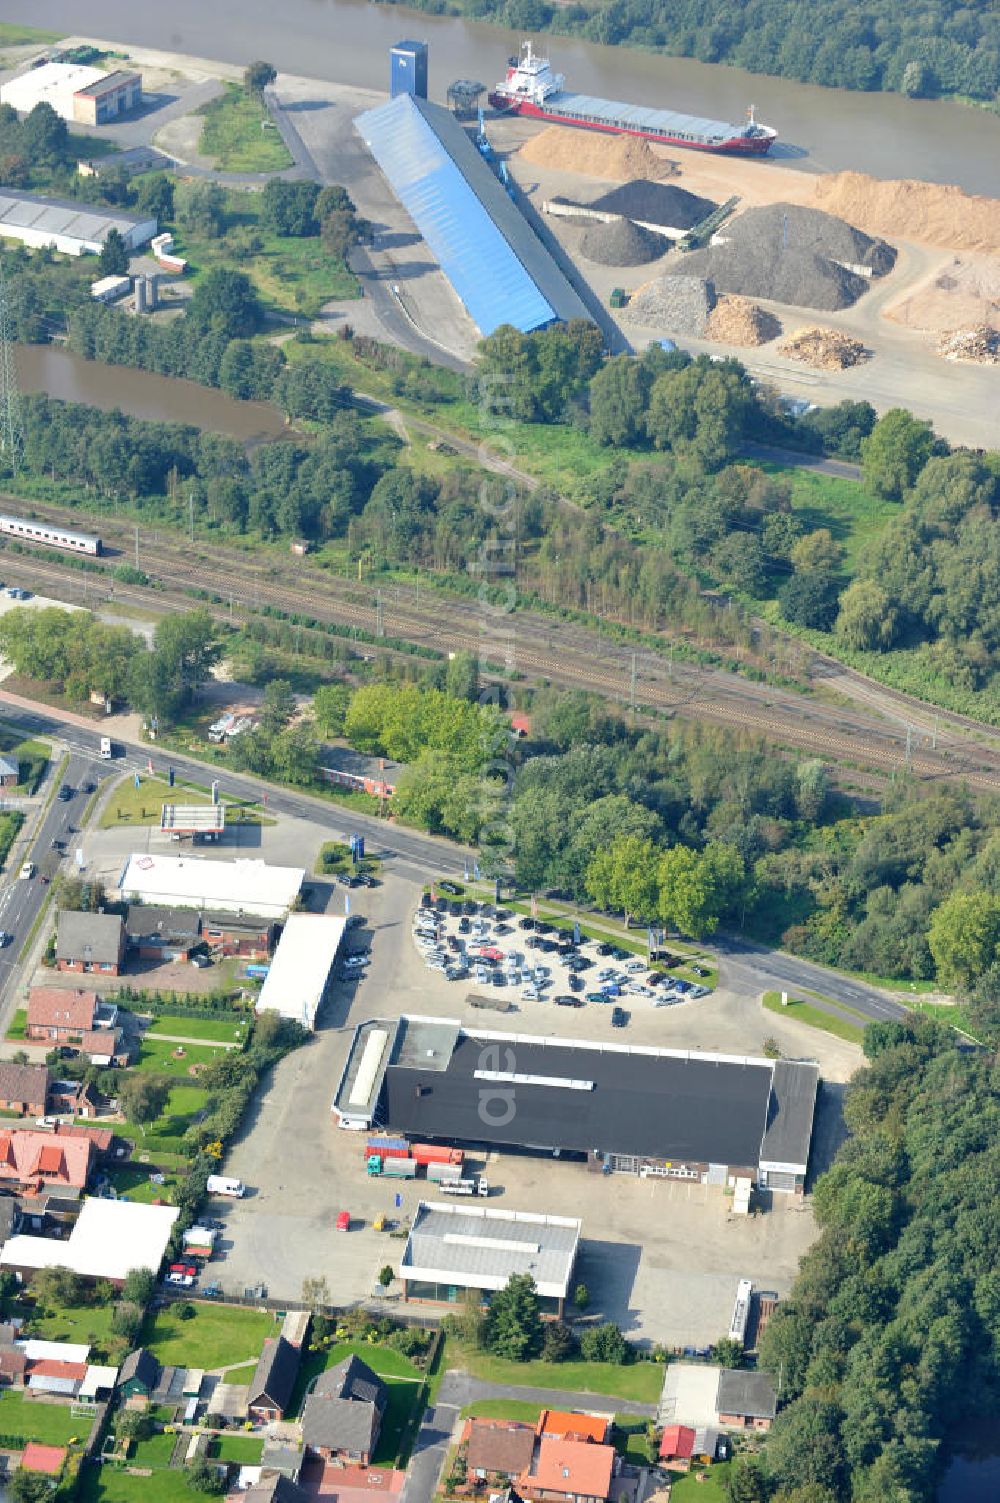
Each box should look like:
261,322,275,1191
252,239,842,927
354,91,592,335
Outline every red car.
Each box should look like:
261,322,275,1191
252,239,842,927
336,1211,351,1232
170,1262,198,1278
477,946,503,962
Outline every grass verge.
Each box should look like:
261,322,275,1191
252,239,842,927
145,1012,248,1044
99,773,263,828
762,988,864,1044
144,1302,278,1370
0,23,62,45
447,1341,662,1403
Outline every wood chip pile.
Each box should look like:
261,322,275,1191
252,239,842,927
778,327,870,368
703,295,781,345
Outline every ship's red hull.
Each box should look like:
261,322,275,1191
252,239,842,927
488,93,776,156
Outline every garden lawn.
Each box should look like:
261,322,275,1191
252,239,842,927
145,1302,278,1369
145,1013,248,1044
78,1469,185,1503
30,1298,117,1355
105,1163,180,1204
460,1400,542,1422
0,731,50,795
119,1080,211,1154
448,1342,663,1403
613,1417,654,1465
374,1377,425,1467
136,1036,227,1076
130,1430,176,1468
211,1434,265,1463
0,1388,87,1444
669,1462,732,1503
292,1339,423,1415
197,85,293,172
762,989,864,1044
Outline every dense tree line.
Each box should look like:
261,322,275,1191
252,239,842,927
391,0,1000,102
746,1018,1000,1503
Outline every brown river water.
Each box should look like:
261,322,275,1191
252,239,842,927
16,343,287,445
11,0,1000,193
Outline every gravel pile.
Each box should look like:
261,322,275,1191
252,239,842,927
682,201,896,311
590,179,717,230
937,324,1000,363
580,217,670,266
778,326,870,369
703,295,781,346
623,273,716,335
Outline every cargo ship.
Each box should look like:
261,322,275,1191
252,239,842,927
489,42,777,156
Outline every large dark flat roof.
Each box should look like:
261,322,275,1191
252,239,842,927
383,1030,780,1167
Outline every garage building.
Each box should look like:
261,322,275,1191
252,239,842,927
0,61,142,124
399,1200,581,1315
255,913,347,1031
351,1017,818,1194
354,91,591,335
0,188,156,257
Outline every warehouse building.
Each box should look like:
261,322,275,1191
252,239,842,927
399,1201,581,1315
118,854,304,920
1,61,142,124
338,1017,818,1194
354,91,591,335
0,188,156,257
255,913,347,1031
0,1199,178,1286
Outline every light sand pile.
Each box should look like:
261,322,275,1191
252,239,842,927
885,254,1000,334
815,171,1000,254
937,325,1000,363
704,295,781,346
779,327,870,369
519,124,678,182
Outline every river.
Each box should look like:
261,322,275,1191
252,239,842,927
16,344,287,444
13,0,1000,193
937,1421,1000,1503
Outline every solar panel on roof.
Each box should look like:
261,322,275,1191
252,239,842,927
355,93,588,335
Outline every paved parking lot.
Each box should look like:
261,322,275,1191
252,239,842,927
208,873,853,1345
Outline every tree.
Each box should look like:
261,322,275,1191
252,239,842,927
99,227,129,277
928,891,1000,987
175,181,228,240
116,1408,153,1443
118,1073,170,1130
795,759,829,821
542,1321,579,1362
187,269,260,339
260,677,296,733
188,1457,225,1495
484,1272,543,1361
585,834,660,926
588,356,653,448
860,408,936,500
711,1336,745,1367
658,845,716,938
301,1274,330,1312
135,173,174,222
21,102,68,166
111,1301,144,1344
834,579,898,651
31,1266,85,1311
778,570,842,630
313,682,352,738
378,1265,394,1289
725,1455,768,1503
443,1288,487,1349
122,1267,156,1306
573,1283,590,1311
244,61,277,97
445,650,480,703
579,1321,629,1364
261,179,320,237
789,528,843,575
322,208,363,261
9,1473,52,1503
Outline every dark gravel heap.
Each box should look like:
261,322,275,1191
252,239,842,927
580,217,670,266
591,179,717,230
683,242,869,310
724,203,897,275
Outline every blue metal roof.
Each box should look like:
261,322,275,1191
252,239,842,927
355,93,588,335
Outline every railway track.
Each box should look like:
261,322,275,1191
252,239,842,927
4,500,1000,794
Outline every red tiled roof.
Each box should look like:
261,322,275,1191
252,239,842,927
79,1028,121,1056
28,1360,88,1381
536,1411,609,1444
659,1426,696,1460
0,1348,27,1375
467,1419,536,1476
0,1129,92,1188
522,1438,615,1500
21,1443,67,1475
27,987,98,1032
54,1123,113,1152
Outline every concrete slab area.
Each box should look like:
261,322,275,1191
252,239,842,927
658,1362,721,1429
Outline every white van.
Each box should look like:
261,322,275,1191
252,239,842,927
206,1174,245,1197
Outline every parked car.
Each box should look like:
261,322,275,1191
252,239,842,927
18,861,33,880
611,1007,629,1028
336,1211,351,1232
518,917,535,931
165,1272,195,1287
439,880,461,896
586,992,607,1004
556,994,584,1008
0,932,11,948
596,942,614,957
458,917,470,934
625,960,645,974
568,974,584,992
420,892,433,909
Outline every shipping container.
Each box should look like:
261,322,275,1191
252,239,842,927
411,1143,464,1167
381,1157,418,1179
367,1136,409,1160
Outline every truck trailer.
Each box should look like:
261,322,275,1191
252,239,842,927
438,1176,489,1197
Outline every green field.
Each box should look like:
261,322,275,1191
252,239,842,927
5,1007,26,1040
135,1036,227,1076
145,1302,278,1370
99,774,262,829
197,84,293,173
460,1399,542,1421
30,1298,117,1356
145,1013,248,1045
762,988,865,1044
449,1341,663,1403
129,1431,176,1469
0,22,62,45
0,727,50,795
0,1387,87,1444
767,464,895,576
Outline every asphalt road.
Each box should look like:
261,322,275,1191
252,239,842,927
714,935,908,1022
0,751,96,1014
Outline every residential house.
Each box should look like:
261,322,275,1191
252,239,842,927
47,1078,102,1119
27,1358,87,1397
202,911,276,959
658,1426,695,1472
0,1128,93,1194
126,905,201,961
27,987,106,1042
466,1419,536,1480
301,1354,387,1465
236,1476,311,1503
536,1411,609,1444
56,911,126,975
0,1062,49,1118
19,1443,66,1477
0,754,19,787
76,1029,127,1066
715,1370,777,1432
517,1437,617,1503
119,1347,160,1399
247,1336,301,1423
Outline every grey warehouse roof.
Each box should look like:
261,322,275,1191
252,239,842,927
383,1026,800,1170
354,92,591,335
0,187,150,246
759,1059,819,1175
716,1368,777,1420
400,1200,581,1299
